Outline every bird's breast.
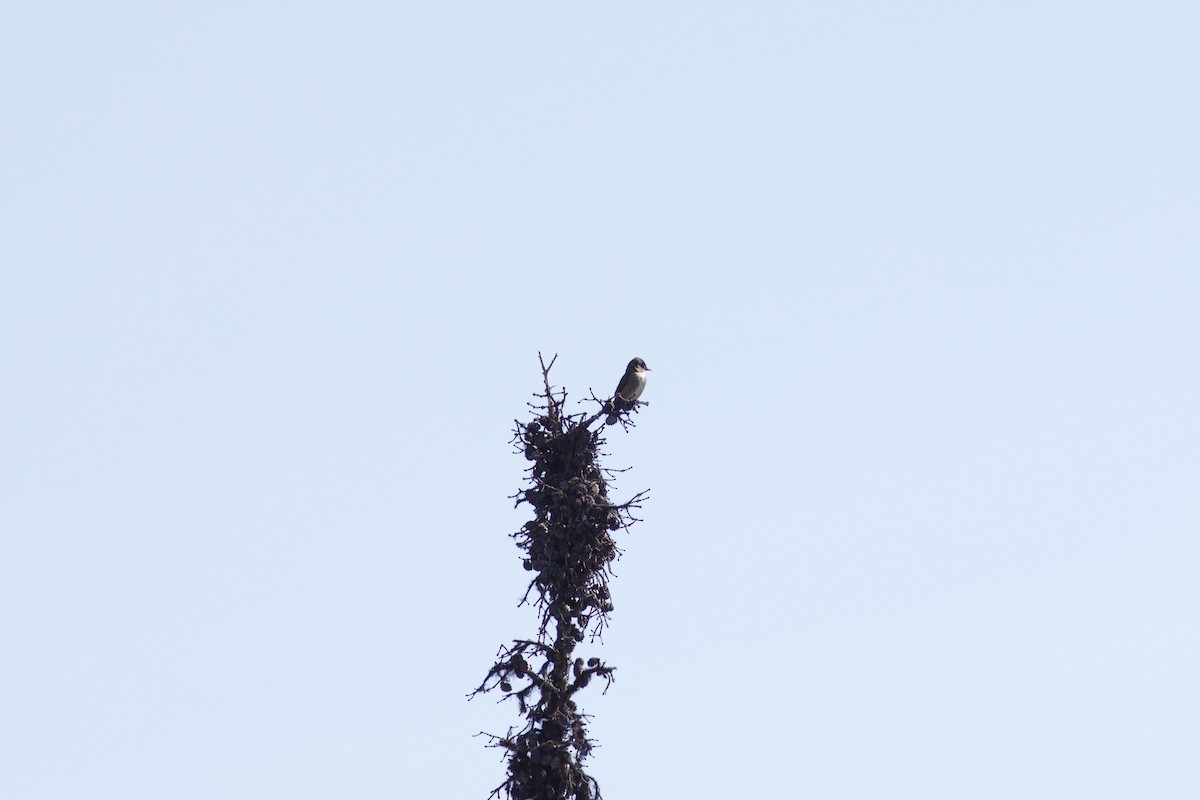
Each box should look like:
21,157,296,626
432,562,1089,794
619,371,646,402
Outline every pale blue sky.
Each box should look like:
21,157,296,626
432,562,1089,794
2,2,1198,798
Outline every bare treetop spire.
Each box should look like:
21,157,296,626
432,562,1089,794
471,353,650,800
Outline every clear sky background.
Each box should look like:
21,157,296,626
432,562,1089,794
2,2,1197,798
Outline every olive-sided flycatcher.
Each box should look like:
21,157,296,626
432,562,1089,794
606,357,650,425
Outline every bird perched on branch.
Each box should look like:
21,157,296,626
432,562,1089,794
605,357,650,425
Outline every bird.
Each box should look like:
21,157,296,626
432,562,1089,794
605,357,650,425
